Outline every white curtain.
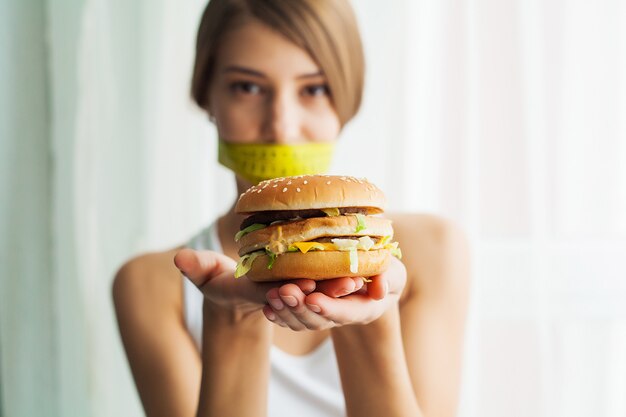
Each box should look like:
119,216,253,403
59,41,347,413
6,0,625,416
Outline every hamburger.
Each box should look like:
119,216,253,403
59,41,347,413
234,174,401,282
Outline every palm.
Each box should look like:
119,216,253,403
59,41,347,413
174,248,316,314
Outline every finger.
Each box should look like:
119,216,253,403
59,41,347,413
262,305,287,327
305,292,387,325
176,249,283,307
315,277,363,298
287,279,316,295
174,248,236,287
239,279,314,307
368,257,406,299
264,283,311,312
366,274,388,301
268,284,329,331
388,257,407,294
268,285,307,331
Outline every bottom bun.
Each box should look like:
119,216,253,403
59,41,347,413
245,249,391,282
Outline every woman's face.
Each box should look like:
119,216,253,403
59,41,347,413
208,20,341,144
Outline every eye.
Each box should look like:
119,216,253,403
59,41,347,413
302,84,330,97
230,81,264,95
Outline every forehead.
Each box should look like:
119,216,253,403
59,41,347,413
214,19,322,76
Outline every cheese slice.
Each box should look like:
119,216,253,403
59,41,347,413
287,238,400,255
289,241,336,253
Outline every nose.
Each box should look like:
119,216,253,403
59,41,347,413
262,91,302,144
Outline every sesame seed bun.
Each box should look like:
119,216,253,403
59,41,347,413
235,175,386,214
235,174,396,282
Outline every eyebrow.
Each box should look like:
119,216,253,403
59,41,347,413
223,65,324,80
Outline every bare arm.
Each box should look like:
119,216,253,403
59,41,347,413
331,306,422,416
332,216,469,417
196,305,272,417
114,248,361,416
397,215,470,416
113,249,277,417
176,251,274,417
262,215,470,417
113,250,202,417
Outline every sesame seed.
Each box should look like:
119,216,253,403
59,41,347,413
282,187,288,192
273,184,278,188
257,189,262,193
296,187,301,192
303,180,308,184
326,181,331,185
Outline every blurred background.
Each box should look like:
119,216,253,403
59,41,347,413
2,0,626,416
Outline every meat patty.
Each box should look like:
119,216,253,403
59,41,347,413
240,207,376,230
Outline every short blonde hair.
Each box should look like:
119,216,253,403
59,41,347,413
191,0,365,127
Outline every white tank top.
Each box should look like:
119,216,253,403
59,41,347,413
183,222,346,417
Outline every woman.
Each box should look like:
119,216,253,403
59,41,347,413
113,1,470,416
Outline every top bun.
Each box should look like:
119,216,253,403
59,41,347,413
235,175,386,214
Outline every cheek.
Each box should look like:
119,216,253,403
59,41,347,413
213,101,264,142
303,106,341,141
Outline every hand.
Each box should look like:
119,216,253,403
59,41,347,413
174,248,316,316
262,256,407,330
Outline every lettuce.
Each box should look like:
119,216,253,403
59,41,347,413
234,251,263,278
355,213,367,233
357,236,375,250
266,249,278,269
382,240,402,259
331,238,359,251
349,248,358,273
234,223,266,242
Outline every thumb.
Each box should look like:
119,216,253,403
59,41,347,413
174,248,236,288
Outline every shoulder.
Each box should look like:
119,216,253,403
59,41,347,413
388,213,469,255
112,247,185,324
387,213,470,298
